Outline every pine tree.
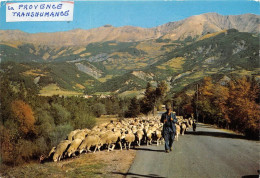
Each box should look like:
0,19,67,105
125,97,140,117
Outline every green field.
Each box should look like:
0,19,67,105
39,84,83,96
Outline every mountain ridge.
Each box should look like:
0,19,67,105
0,13,259,46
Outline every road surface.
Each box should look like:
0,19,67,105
116,123,260,178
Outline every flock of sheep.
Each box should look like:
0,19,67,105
47,114,194,162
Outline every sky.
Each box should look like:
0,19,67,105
0,0,259,33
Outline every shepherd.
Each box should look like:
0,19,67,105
160,104,178,153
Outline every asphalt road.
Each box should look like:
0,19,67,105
122,123,259,178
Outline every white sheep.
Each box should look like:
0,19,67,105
181,123,187,135
146,129,153,146
135,129,144,146
99,131,120,152
73,130,86,140
51,113,191,162
123,130,135,149
67,129,80,141
66,138,83,157
78,135,101,153
155,129,162,146
53,140,71,162
48,146,56,158
175,124,181,141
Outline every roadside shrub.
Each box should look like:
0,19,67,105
91,103,106,117
51,104,71,125
15,139,35,164
33,137,49,156
72,111,96,129
35,110,55,137
0,127,15,165
49,124,73,147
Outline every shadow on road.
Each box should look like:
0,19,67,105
242,170,260,178
186,131,245,139
133,147,165,152
112,172,166,178
241,175,259,178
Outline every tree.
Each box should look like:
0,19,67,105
227,77,260,137
155,81,168,98
35,109,55,138
141,82,156,114
91,103,106,117
140,81,170,115
173,96,183,115
72,111,96,129
11,100,36,135
125,97,140,118
195,77,217,123
51,103,70,125
155,81,169,112
192,76,259,138
212,84,229,127
0,76,16,125
173,92,193,117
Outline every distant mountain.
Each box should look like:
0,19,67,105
92,29,260,94
157,13,260,40
0,13,259,46
0,13,259,97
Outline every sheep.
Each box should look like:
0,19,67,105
146,129,153,146
99,131,120,152
135,129,144,146
183,119,190,130
67,129,80,141
50,113,193,162
177,116,183,120
150,126,157,133
181,123,187,135
83,128,91,135
53,140,71,162
175,124,181,141
66,138,83,157
123,130,135,149
48,146,56,158
138,123,144,130
132,126,138,134
188,118,193,127
73,130,86,140
115,122,122,128
154,129,163,146
112,129,124,150
106,121,114,130
143,125,149,143
78,135,101,154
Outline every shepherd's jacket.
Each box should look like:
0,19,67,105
160,112,178,134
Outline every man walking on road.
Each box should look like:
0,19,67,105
160,104,178,153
